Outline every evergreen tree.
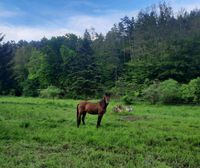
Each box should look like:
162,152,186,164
0,35,16,95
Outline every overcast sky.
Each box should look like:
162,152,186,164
0,0,200,42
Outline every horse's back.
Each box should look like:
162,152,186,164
78,101,99,114
78,101,88,112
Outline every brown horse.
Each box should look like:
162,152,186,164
76,93,111,128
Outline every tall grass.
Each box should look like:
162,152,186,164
0,97,199,168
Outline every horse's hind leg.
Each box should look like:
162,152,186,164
96,115,103,128
82,113,86,125
77,105,81,128
77,114,81,128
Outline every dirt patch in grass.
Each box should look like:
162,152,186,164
118,115,149,122
62,144,69,150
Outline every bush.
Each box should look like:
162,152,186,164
143,78,200,104
181,84,194,103
40,86,62,99
122,95,135,105
143,81,161,104
22,79,39,97
159,79,182,104
181,77,200,103
189,77,200,103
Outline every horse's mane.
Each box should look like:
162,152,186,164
99,97,108,110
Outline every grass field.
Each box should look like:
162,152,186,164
0,97,200,168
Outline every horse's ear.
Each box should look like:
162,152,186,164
105,92,111,97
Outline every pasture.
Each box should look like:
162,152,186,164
0,97,199,168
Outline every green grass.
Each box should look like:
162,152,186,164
0,97,199,168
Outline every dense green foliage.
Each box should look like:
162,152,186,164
181,77,200,103
0,34,16,95
40,85,62,99
159,79,182,104
143,78,200,104
122,95,135,105
143,81,161,104
0,97,199,168
0,3,200,101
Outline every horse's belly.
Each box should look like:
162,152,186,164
87,110,98,115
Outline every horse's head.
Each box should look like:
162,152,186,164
104,93,111,104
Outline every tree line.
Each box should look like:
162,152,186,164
0,2,200,102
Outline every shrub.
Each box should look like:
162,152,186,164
190,77,200,103
159,79,182,104
142,81,161,104
40,86,62,99
122,95,135,105
181,84,194,103
22,79,39,97
181,77,200,103
143,78,200,104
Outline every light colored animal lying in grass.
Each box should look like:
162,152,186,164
113,105,133,113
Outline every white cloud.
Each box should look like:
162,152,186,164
0,24,81,42
0,11,18,17
67,10,138,33
0,10,138,42
0,7,23,18
169,0,200,14
1,0,200,42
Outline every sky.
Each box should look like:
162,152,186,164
0,0,200,42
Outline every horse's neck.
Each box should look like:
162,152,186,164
99,99,108,110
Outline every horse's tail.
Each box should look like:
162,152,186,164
77,104,79,117
77,104,79,127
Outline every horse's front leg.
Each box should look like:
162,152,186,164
96,114,103,128
82,113,86,125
